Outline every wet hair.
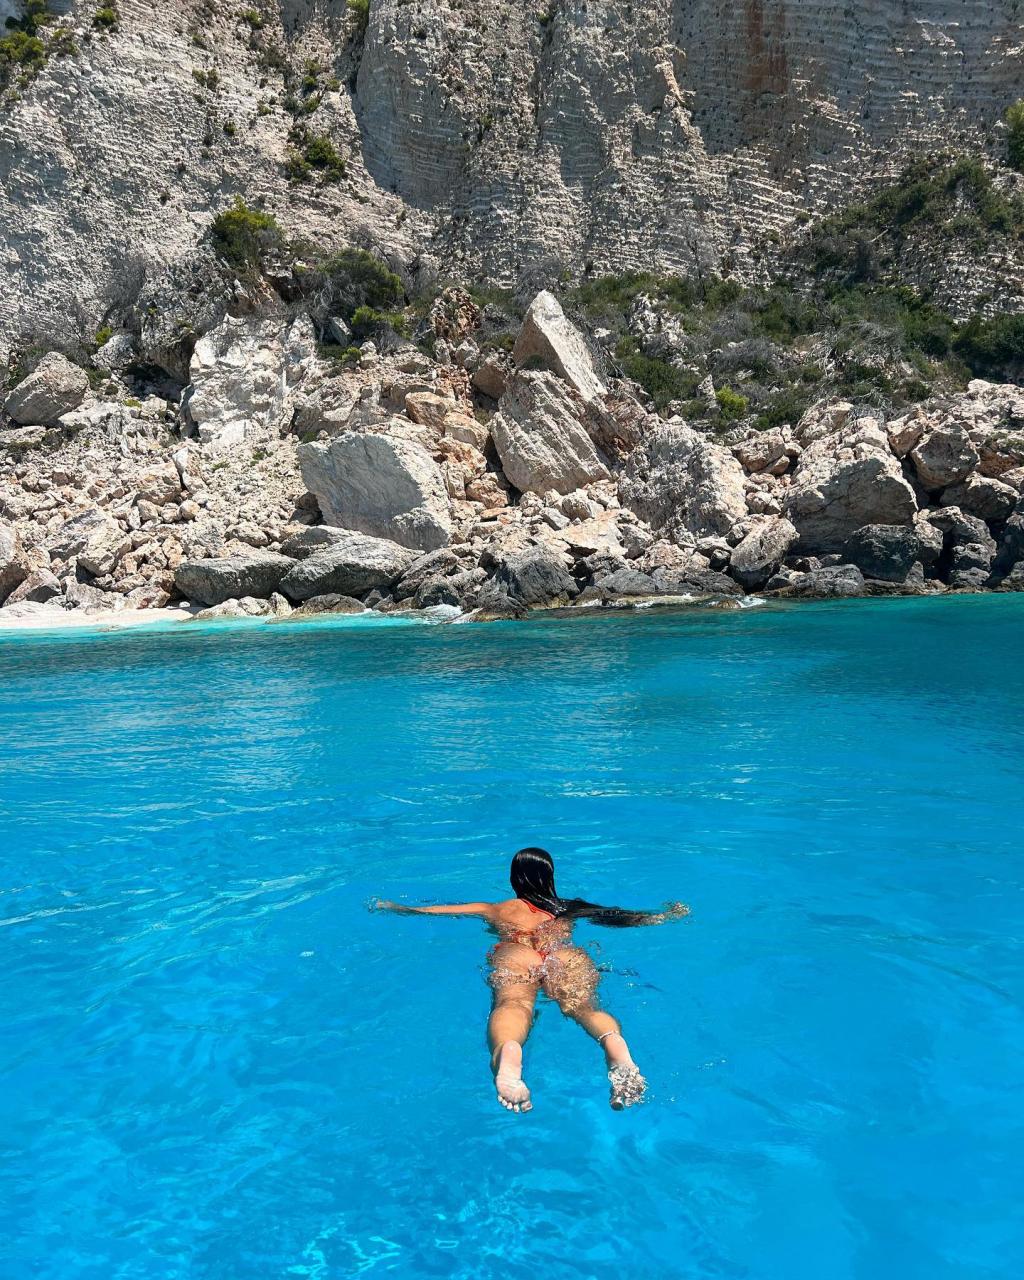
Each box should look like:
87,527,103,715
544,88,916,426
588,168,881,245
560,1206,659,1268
509,846,660,928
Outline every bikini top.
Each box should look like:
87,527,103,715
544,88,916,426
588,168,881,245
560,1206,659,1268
520,899,555,921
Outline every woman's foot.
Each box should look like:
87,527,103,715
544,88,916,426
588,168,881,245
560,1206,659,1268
493,1041,532,1113
601,1031,647,1109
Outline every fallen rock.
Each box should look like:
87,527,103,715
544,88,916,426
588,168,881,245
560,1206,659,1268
297,431,452,551
191,596,274,620
3,353,89,426
278,530,415,600
841,524,920,583
490,371,609,495
5,567,63,605
50,509,129,577
783,420,917,552
729,517,799,590
289,593,366,616
910,425,980,491
134,462,182,506
491,545,578,607
0,523,28,604
619,423,747,541
472,353,511,400
174,552,294,605
512,290,606,402
0,425,48,452
771,564,866,598
939,474,1018,522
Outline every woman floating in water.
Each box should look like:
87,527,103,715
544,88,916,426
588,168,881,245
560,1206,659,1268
376,847,688,1113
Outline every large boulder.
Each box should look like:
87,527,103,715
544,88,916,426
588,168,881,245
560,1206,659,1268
5,567,62,606
910,425,980,491
490,545,578,607
490,372,609,496
619,423,747,541
512,290,606,402
185,315,313,449
729,517,799,590
842,524,920,583
278,531,415,600
783,419,917,552
772,564,866,599
297,431,451,551
939,474,1018,522
174,552,294,605
993,500,1024,583
4,353,89,426
50,509,129,577
0,523,28,604
926,506,997,588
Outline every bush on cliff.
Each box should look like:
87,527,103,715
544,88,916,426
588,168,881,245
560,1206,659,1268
293,247,406,337
209,198,283,274
954,313,1024,380
1006,101,1024,173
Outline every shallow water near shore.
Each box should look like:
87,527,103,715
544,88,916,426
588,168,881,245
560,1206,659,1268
2,595,1023,1279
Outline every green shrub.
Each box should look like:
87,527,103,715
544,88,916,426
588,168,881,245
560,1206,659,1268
93,6,118,30
1006,100,1024,173
304,132,344,178
209,197,282,273
241,8,263,29
93,325,113,347
348,0,370,36
954,312,1024,379
350,305,409,339
0,30,46,83
715,386,748,419
294,247,405,333
615,337,697,409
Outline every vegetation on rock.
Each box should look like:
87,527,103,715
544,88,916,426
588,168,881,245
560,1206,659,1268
209,198,283,274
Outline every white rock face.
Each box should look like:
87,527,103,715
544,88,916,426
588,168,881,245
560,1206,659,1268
0,522,28,604
910,426,980,491
50,509,129,577
490,371,609,495
784,420,918,552
512,291,606,402
618,423,748,540
4,353,88,427
730,517,799,590
297,431,452,551
185,315,312,450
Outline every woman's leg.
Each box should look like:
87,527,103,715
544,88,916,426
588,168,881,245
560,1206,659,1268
487,943,541,1113
542,947,647,1109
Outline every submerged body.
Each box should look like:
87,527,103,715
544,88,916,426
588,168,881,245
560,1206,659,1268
379,849,687,1112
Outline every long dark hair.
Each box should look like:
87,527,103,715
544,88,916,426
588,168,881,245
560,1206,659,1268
510,846,661,928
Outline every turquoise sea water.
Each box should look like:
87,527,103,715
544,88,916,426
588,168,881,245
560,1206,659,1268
2,597,1023,1280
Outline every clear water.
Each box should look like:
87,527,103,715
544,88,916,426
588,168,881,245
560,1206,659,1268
2,598,1023,1280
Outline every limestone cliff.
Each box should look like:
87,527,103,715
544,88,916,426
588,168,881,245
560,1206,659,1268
1,0,1023,345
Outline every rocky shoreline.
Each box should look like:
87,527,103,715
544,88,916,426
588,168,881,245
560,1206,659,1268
3,287,1024,627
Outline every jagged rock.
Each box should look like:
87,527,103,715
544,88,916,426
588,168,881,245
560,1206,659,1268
0,524,28,604
174,552,294,605
290,593,367,616
783,419,917,552
940,475,1018,522
771,564,867,598
491,545,578,607
93,333,137,373
191,596,274,620
732,431,790,474
185,315,312,449
64,581,115,612
50,509,129,576
5,567,62,606
586,567,659,600
842,524,920,582
472,354,511,400
886,409,927,459
405,391,453,429
134,462,182,506
729,517,799,590
512,290,606,402
925,506,997,587
619,423,747,541
3,353,89,427
795,400,854,446
443,411,489,451
0,425,48,452
297,431,452,551
490,371,609,495
278,531,416,600
393,548,464,600
910,426,980,491
993,502,1024,583
651,566,743,597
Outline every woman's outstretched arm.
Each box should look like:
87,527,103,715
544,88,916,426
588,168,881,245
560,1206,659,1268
373,900,496,918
